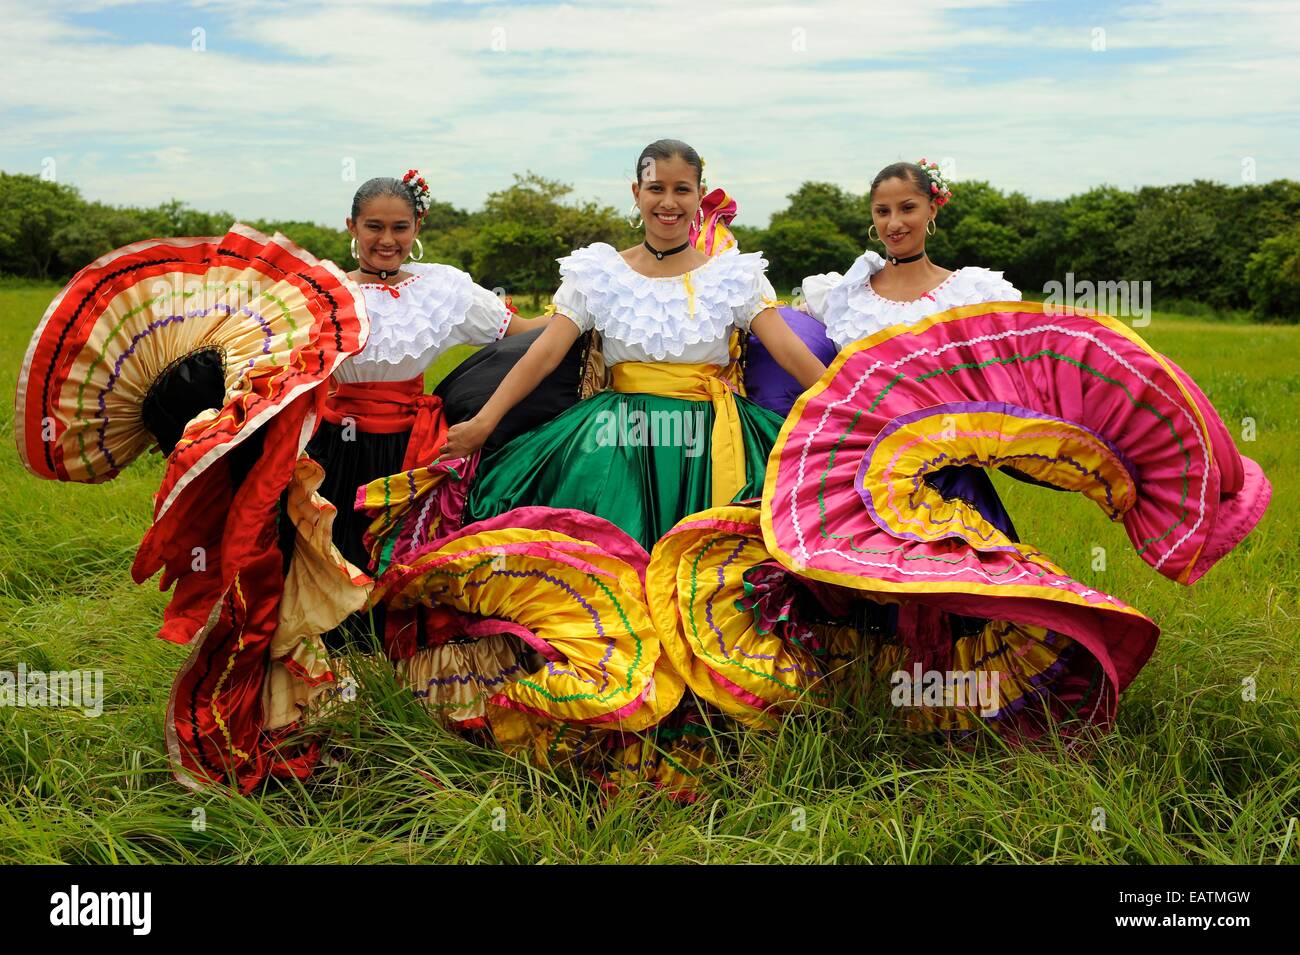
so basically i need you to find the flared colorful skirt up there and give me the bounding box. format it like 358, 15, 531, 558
13, 224, 375, 793
369, 506, 685, 780
761, 300, 1271, 737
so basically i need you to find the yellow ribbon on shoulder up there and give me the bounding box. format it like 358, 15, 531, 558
610, 361, 746, 507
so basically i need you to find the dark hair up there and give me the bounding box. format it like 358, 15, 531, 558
635, 139, 703, 185
350, 177, 419, 221
870, 162, 933, 202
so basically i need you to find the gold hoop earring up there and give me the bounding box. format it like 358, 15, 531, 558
926, 220, 937, 236
627, 201, 643, 230
868, 225, 881, 243
349, 237, 359, 261
410, 237, 425, 262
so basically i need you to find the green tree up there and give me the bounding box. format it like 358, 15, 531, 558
729, 224, 765, 252
772, 182, 871, 247
1245, 224, 1300, 321
0, 172, 84, 279
7, 167, 1299, 322
148, 199, 232, 237
52, 202, 156, 274
1014, 198, 1067, 294
1184, 180, 1300, 309
1054, 186, 1139, 283
936, 182, 1038, 283
473, 172, 631, 293
425, 222, 477, 271
472, 219, 567, 295
948, 217, 1023, 275
1115, 185, 1219, 305
419, 198, 468, 235
759, 217, 861, 290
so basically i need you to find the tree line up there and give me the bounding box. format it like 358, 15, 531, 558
2, 170, 1297, 320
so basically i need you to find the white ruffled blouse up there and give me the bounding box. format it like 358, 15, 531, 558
802, 250, 1020, 350
550, 242, 780, 366
334, 262, 512, 383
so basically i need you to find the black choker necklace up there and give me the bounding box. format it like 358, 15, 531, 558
644, 239, 690, 261
887, 251, 926, 266
358, 264, 404, 280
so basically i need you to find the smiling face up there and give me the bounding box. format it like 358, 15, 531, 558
347, 194, 418, 272
632, 153, 701, 247
870, 175, 937, 259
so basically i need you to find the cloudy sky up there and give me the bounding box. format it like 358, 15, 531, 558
1, 0, 1297, 229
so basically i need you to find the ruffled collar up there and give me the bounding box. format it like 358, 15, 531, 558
823, 250, 1017, 348
558, 242, 768, 360
353, 262, 474, 366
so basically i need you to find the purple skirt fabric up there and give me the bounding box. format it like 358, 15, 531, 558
927, 465, 1018, 541
744, 306, 838, 418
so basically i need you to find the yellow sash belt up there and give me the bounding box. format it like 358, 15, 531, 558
610, 361, 746, 507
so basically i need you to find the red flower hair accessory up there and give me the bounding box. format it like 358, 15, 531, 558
917, 157, 953, 207
401, 168, 433, 222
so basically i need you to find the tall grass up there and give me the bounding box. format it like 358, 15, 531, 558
1, 286, 1296, 863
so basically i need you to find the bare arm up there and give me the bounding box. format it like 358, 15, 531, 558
503, 313, 551, 336
749, 307, 827, 390
433, 315, 582, 463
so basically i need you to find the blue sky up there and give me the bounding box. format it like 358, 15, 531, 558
1, 0, 1296, 229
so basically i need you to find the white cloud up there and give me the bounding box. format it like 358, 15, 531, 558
0, 0, 1296, 230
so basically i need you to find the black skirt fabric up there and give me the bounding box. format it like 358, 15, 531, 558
305, 423, 410, 652
435, 327, 588, 455
306, 424, 411, 573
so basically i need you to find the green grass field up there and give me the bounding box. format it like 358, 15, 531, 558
1, 284, 1296, 864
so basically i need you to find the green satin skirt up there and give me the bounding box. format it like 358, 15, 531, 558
465, 390, 784, 551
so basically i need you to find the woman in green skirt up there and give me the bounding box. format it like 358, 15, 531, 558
374, 139, 828, 794
434, 139, 826, 545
